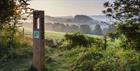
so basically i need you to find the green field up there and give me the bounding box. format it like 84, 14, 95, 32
45, 31, 65, 40
0, 32, 103, 71
1, 31, 139, 71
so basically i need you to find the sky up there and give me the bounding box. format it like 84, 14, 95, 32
29, 0, 111, 17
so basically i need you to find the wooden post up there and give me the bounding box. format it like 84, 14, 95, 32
32, 10, 45, 71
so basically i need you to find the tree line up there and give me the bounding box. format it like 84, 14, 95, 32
45, 23, 112, 35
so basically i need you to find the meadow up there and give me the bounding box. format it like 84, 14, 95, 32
1, 31, 140, 71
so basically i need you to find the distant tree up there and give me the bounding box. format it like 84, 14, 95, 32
64, 24, 79, 33
80, 25, 92, 34
53, 23, 66, 32
65, 24, 71, 32
74, 15, 93, 23
70, 25, 80, 32
59, 23, 66, 32
102, 28, 108, 35
103, 24, 116, 34
103, 0, 140, 50
45, 23, 54, 31
92, 24, 103, 35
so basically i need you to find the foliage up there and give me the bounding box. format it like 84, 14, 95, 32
117, 23, 140, 50
65, 47, 140, 71
1, 31, 140, 71
63, 32, 104, 49
65, 32, 92, 47
45, 38, 63, 48
0, 45, 32, 71
0, 0, 32, 62
107, 32, 119, 41
0, 0, 32, 27
103, 0, 140, 50
0, 28, 29, 62
103, 0, 140, 22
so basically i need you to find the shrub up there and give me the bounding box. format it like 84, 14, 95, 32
65, 47, 140, 71
63, 32, 104, 50
0, 28, 29, 62
45, 38, 63, 48
64, 32, 92, 47
117, 24, 140, 50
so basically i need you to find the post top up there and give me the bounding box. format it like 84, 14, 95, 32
33, 10, 44, 12
33, 10, 44, 18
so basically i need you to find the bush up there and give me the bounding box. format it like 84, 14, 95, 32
94, 48, 140, 71
117, 24, 140, 50
45, 38, 63, 48
63, 32, 104, 50
65, 47, 140, 71
0, 28, 29, 63
65, 32, 92, 47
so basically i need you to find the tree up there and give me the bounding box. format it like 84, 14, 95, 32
103, 0, 140, 50
92, 24, 103, 35
0, 0, 32, 61
70, 25, 80, 32
0, 0, 32, 27
0, 0, 32, 47
80, 25, 92, 34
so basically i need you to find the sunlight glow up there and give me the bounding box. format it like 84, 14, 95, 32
29, 0, 110, 16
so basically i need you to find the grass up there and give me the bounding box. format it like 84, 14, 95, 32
0, 57, 32, 71
0, 47, 32, 71
45, 31, 65, 40
45, 47, 69, 71
1, 42, 140, 71
24, 30, 102, 39
0, 31, 122, 71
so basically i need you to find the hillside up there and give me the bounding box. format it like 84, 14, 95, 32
23, 15, 114, 35
26, 15, 110, 28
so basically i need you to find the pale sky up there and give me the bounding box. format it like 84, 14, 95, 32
29, 0, 111, 16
